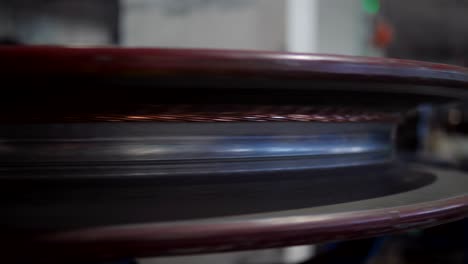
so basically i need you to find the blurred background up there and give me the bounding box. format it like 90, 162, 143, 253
2, 0, 468, 66
2, 0, 468, 263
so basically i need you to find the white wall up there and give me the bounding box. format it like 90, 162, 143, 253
0, 0, 366, 55
316, 0, 365, 55
122, 0, 285, 50
286, 0, 366, 55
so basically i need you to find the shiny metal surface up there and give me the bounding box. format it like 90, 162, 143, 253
0, 122, 393, 177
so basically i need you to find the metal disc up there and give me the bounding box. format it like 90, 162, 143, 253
2, 47, 468, 262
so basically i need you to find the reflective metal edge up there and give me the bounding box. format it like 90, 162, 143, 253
0, 122, 394, 177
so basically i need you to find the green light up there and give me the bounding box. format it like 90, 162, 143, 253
362, 0, 380, 14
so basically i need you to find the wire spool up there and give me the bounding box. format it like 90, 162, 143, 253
1, 47, 468, 262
